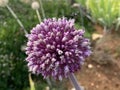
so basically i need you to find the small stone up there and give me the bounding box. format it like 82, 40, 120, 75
97, 74, 101, 77
92, 33, 103, 40
91, 83, 94, 86
96, 85, 99, 88
97, 65, 100, 68
71, 88, 75, 90
88, 64, 93, 69
71, 86, 84, 90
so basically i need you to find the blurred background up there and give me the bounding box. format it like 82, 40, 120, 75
0, 0, 120, 90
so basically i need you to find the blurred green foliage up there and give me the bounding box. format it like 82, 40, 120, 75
0, 0, 92, 90
0, 0, 43, 90
76, 0, 87, 6
86, 0, 120, 30
43, 0, 71, 18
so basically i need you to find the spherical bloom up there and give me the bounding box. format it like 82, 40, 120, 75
0, 0, 9, 7
31, 1, 40, 10
26, 18, 91, 80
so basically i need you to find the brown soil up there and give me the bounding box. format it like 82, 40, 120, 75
67, 31, 120, 90
67, 57, 120, 90
76, 58, 120, 90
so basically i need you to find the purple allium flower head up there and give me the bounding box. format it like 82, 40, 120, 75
26, 18, 91, 80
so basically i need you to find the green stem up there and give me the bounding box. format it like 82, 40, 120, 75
29, 74, 35, 90
69, 73, 84, 90
46, 77, 52, 88
36, 9, 42, 23
39, 0, 45, 18
6, 5, 28, 35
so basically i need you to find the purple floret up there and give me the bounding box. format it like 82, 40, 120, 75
25, 18, 91, 80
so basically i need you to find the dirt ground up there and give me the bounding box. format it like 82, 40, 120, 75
67, 57, 120, 90
67, 56, 120, 90
67, 32, 120, 90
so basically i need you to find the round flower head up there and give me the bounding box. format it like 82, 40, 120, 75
31, 1, 40, 10
0, 0, 9, 7
26, 18, 91, 80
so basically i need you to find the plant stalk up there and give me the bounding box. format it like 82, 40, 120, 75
29, 74, 35, 90
69, 73, 84, 90
6, 5, 28, 35
36, 9, 42, 23
39, 0, 45, 18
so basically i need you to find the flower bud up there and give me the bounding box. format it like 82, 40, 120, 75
31, 1, 40, 10
0, 0, 9, 7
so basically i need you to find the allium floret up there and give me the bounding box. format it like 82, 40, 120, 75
26, 17, 91, 80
